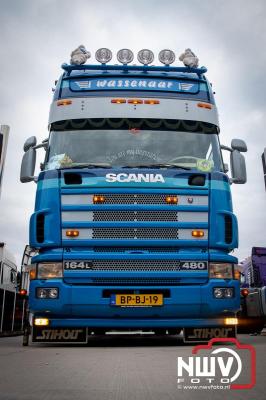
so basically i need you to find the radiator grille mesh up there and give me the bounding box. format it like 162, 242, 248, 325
93, 210, 178, 222
92, 227, 179, 240
92, 260, 183, 271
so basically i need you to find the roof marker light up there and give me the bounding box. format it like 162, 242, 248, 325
197, 102, 212, 110
111, 99, 126, 104
137, 49, 154, 65
95, 48, 112, 64
117, 49, 134, 65
57, 99, 72, 106
158, 49, 175, 65
144, 99, 160, 105
128, 99, 143, 104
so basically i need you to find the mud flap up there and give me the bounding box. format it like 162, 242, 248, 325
183, 326, 236, 343
32, 327, 88, 343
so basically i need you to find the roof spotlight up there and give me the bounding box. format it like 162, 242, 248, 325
95, 48, 112, 64
137, 49, 154, 65
158, 49, 175, 65
117, 49, 134, 65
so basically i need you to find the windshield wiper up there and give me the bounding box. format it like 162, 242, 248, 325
60, 162, 112, 169
121, 163, 191, 170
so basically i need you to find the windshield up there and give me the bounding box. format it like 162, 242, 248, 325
46, 119, 223, 171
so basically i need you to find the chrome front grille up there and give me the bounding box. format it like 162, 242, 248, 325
92, 227, 179, 240
93, 210, 178, 222
92, 260, 184, 271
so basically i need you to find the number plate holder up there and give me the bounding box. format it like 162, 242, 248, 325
110, 294, 163, 307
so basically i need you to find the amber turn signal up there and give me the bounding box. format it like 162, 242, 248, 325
93, 195, 106, 204
165, 196, 178, 204
192, 230, 204, 237
66, 230, 79, 237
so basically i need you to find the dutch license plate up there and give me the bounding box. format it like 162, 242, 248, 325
110, 294, 163, 307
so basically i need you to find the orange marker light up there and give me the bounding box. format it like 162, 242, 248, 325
241, 288, 249, 297
197, 102, 212, 110
66, 230, 79, 237
30, 269, 36, 280
165, 196, 178, 204
128, 99, 143, 104
234, 269, 241, 280
192, 230, 204, 237
111, 99, 126, 104
57, 99, 72, 106
144, 99, 160, 105
19, 289, 27, 296
93, 195, 106, 204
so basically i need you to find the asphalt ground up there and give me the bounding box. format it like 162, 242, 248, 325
0, 332, 265, 400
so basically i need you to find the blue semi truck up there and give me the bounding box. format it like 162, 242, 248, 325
20, 48, 247, 344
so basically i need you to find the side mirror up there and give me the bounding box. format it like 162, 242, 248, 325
231, 139, 247, 153
23, 136, 37, 152
20, 147, 36, 182
230, 150, 247, 184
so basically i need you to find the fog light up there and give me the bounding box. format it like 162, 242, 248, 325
95, 48, 112, 64
225, 317, 238, 325
158, 49, 175, 65
117, 49, 134, 65
224, 288, 234, 298
49, 288, 59, 299
34, 318, 49, 326
36, 288, 59, 299
37, 288, 49, 299
137, 49, 154, 65
214, 288, 224, 299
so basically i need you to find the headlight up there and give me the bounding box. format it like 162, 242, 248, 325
36, 287, 59, 299
209, 263, 233, 279
37, 263, 63, 279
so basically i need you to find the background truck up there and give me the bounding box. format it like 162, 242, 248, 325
238, 247, 266, 334
0, 125, 9, 197
0, 243, 27, 335
20, 47, 247, 344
